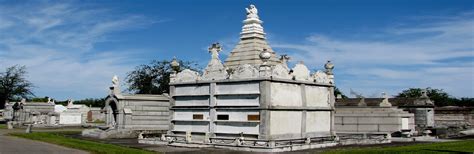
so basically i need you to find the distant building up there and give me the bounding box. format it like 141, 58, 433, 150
82, 76, 170, 139
336, 92, 435, 134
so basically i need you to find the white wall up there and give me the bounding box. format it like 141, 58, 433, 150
216, 82, 259, 94
270, 83, 302, 106
306, 111, 331, 133
305, 86, 330, 107
269, 111, 302, 135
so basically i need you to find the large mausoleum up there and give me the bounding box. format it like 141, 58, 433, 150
140, 5, 339, 152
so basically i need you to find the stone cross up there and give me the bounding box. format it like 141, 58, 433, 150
208, 43, 222, 59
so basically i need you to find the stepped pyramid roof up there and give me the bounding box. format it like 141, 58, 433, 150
224, 4, 281, 69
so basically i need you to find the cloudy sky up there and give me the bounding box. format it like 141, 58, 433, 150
0, 0, 472, 100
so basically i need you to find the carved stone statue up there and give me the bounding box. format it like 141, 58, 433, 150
245, 4, 259, 19
112, 75, 119, 87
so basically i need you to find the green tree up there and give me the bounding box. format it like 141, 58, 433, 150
125, 59, 199, 94
0, 65, 34, 109
72, 98, 106, 107
396, 87, 458, 106
30, 97, 49, 102
334, 87, 348, 99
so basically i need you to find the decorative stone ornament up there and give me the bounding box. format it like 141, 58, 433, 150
230, 64, 258, 79
312, 70, 330, 84
171, 57, 180, 72
324, 60, 334, 75
379, 92, 392, 107
245, 4, 259, 19
271, 64, 291, 79
111, 75, 121, 94
202, 43, 228, 80
280, 55, 290, 70
414, 89, 434, 106
259, 48, 272, 65
358, 97, 367, 107
176, 69, 200, 82
291, 62, 310, 81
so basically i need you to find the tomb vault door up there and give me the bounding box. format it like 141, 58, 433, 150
105, 99, 119, 128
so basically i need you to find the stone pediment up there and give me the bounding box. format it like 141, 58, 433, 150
230, 64, 258, 79
271, 64, 291, 79
291, 63, 310, 81
176, 69, 200, 82
202, 59, 228, 81
312, 70, 330, 84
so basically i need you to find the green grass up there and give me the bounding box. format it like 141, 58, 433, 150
11, 132, 154, 154
0, 124, 6, 129
322, 140, 474, 154
10, 131, 474, 154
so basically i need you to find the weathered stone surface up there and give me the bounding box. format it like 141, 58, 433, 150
230, 64, 258, 79
271, 64, 291, 79
291, 63, 310, 81
312, 71, 330, 84
176, 69, 200, 82
202, 43, 228, 80
335, 107, 415, 133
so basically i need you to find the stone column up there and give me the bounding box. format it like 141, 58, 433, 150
209, 83, 217, 136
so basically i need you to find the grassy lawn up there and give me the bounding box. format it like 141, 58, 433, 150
11, 131, 154, 154
9, 131, 474, 154
0, 124, 6, 129
323, 140, 474, 154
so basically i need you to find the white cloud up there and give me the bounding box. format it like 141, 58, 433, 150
0, 1, 154, 100
272, 12, 474, 97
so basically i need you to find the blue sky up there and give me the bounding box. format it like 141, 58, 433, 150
0, 0, 473, 100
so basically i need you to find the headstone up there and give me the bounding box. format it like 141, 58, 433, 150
25, 124, 32, 133
87, 110, 93, 122
59, 112, 82, 125
7, 121, 13, 129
